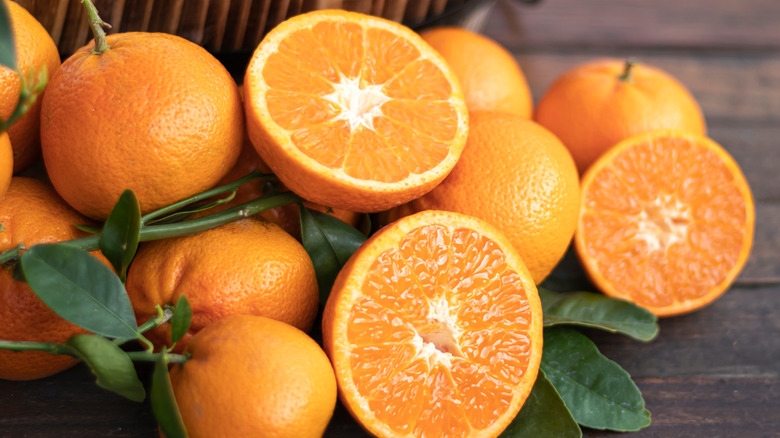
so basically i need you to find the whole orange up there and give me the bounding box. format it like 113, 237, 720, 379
411, 110, 580, 284
40, 32, 243, 220
217, 138, 362, 239
420, 26, 533, 118
169, 315, 337, 438
534, 58, 706, 174
0, 1, 61, 173
0, 132, 11, 199
125, 217, 319, 351
0, 177, 99, 380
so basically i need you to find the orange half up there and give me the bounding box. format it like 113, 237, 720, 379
244, 10, 469, 213
323, 210, 543, 438
576, 130, 755, 317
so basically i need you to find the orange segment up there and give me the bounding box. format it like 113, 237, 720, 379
244, 10, 468, 213
323, 210, 543, 438
576, 130, 754, 317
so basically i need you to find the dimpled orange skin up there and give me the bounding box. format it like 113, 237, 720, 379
125, 217, 319, 352
0, 133, 11, 199
0, 1, 61, 173
0, 177, 102, 380
534, 58, 706, 175
420, 27, 533, 118
169, 315, 337, 438
40, 32, 243, 220
412, 111, 580, 284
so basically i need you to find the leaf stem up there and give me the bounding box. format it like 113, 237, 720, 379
81, 0, 111, 55
0, 190, 301, 265
618, 58, 638, 82
126, 351, 190, 364
140, 170, 274, 224
0, 340, 73, 355
137, 305, 174, 334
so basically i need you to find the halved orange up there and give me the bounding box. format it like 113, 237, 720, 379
576, 130, 755, 317
322, 210, 543, 437
244, 10, 469, 213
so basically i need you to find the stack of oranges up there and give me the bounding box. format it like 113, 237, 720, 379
0, 1, 754, 437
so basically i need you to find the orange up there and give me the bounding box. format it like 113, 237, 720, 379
0, 133, 11, 199
170, 315, 337, 438
244, 10, 469, 213
534, 58, 706, 174
575, 130, 754, 317
217, 138, 361, 239
322, 210, 543, 438
40, 32, 243, 220
0, 177, 99, 380
0, 1, 61, 173
420, 27, 532, 118
126, 216, 318, 351
411, 111, 580, 284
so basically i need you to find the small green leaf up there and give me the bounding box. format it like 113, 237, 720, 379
357, 213, 372, 236
0, 1, 17, 71
145, 191, 237, 225
170, 295, 192, 344
65, 334, 145, 402
20, 244, 140, 339
74, 223, 102, 234
541, 327, 651, 431
299, 206, 366, 304
500, 369, 581, 438
539, 288, 658, 341
100, 190, 142, 282
151, 354, 189, 438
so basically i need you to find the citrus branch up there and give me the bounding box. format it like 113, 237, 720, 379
0, 340, 73, 355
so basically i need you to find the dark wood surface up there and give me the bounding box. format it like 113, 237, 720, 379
2, 0, 779, 436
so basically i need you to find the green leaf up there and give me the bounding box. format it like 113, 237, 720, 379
99, 190, 142, 282
151, 354, 189, 438
0, 1, 16, 71
19, 244, 140, 339
65, 334, 145, 402
170, 295, 192, 344
299, 206, 366, 304
144, 191, 236, 225
74, 223, 102, 234
357, 213, 372, 236
539, 288, 658, 341
499, 369, 581, 438
541, 327, 651, 431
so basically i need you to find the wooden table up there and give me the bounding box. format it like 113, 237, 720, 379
2, 0, 779, 436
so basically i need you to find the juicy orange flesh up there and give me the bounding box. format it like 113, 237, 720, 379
262, 20, 458, 183
346, 224, 533, 437
581, 135, 748, 308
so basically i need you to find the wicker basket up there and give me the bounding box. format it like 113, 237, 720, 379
15, 0, 497, 56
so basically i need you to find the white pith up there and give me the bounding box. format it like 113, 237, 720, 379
632, 193, 693, 252
323, 75, 391, 132
411, 295, 464, 369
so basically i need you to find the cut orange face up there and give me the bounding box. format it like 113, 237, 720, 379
576, 130, 755, 317
322, 210, 543, 438
244, 11, 469, 213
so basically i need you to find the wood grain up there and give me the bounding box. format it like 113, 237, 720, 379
486, 0, 780, 51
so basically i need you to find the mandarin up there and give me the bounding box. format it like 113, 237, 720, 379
534, 58, 706, 174
323, 210, 543, 438
41, 32, 243, 219
411, 111, 580, 284
169, 315, 337, 438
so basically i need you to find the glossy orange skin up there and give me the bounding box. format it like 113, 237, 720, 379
169, 315, 337, 438
0, 177, 101, 380
0, 1, 61, 173
534, 58, 706, 174
420, 27, 533, 118
0, 133, 11, 199
412, 111, 580, 284
125, 217, 319, 352
40, 32, 243, 219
